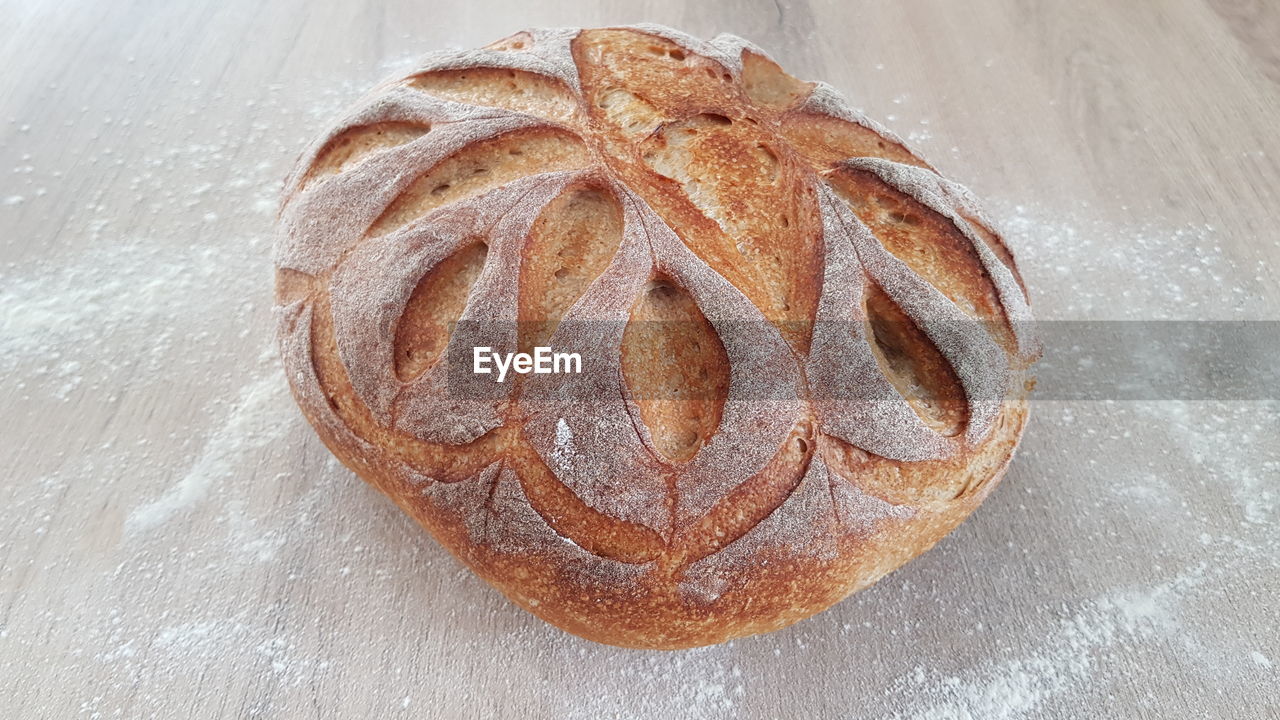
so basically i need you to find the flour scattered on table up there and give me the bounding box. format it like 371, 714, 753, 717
2, 47, 1278, 719
126, 371, 292, 534
882, 563, 1202, 720
996, 202, 1273, 319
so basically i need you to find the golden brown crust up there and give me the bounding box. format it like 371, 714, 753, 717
273, 25, 1039, 649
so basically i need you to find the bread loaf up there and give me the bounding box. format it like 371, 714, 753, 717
274, 24, 1038, 649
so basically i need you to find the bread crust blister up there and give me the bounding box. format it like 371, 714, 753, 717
274, 25, 1038, 649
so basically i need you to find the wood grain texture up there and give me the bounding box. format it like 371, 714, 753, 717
1, 1, 1277, 718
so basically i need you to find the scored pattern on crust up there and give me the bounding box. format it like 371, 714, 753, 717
274, 25, 1037, 587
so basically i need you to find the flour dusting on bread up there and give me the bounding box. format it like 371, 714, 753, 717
274, 24, 1038, 648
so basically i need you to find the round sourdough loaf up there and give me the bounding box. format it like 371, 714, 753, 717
274, 24, 1039, 649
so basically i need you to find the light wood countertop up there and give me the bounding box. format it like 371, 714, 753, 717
1, 1, 1277, 717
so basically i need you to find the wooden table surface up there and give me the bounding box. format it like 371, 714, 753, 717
2, 0, 1277, 717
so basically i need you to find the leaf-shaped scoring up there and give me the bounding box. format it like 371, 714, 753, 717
521, 181, 805, 533
808, 182, 1010, 461
329, 171, 591, 445
840, 157, 1037, 356
276, 90, 554, 275
681, 454, 913, 602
